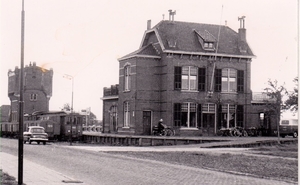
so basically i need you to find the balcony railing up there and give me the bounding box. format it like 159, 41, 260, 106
252, 92, 276, 103
103, 84, 119, 97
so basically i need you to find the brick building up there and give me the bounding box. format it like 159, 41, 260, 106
0, 105, 11, 123
8, 62, 53, 122
102, 14, 277, 136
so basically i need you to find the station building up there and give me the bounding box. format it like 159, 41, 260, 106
102, 14, 277, 136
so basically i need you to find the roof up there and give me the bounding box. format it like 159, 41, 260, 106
28, 126, 45, 129
120, 43, 162, 60
31, 111, 67, 116
119, 20, 255, 60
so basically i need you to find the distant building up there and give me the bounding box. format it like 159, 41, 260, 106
102, 13, 277, 136
0, 105, 11, 122
8, 62, 53, 122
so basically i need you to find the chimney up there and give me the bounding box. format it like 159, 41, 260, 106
147, 20, 151, 30
168, 9, 176, 21
238, 16, 246, 42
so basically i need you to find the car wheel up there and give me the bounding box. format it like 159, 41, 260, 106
43, 142, 46, 145
29, 141, 32, 144
293, 132, 298, 138
280, 134, 285, 138
23, 140, 26, 144
37, 142, 40, 145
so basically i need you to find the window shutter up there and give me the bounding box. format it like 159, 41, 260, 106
198, 68, 206, 91
197, 104, 202, 128
237, 70, 244, 92
174, 67, 182, 90
215, 69, 221, 92
174, 103, 181, 127
236, 105, 244, 127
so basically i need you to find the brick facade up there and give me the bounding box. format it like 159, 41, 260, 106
102, 18, 277, 136
8, 62, 53, 122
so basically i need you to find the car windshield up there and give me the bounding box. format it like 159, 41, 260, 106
31, 128, 45, 133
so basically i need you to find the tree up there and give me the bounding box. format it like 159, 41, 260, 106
284, 77, 298, 112
61, 103, 71, 111
264, 79, 287, 143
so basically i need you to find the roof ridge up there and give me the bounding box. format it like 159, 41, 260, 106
157, 20, 227, 28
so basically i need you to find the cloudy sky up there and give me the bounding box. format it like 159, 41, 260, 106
0, 0, 298, 119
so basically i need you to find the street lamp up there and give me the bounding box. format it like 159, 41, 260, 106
63, 74, 74, 146
18, 0, 25, 184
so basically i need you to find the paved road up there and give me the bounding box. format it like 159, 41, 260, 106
1, 138, 296, 185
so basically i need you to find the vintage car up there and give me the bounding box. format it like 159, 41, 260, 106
23, 126, 48, 145
279, 119, 298, 138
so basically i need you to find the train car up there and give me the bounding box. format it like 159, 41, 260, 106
1, 111, 84, 141
1, 122, 19, 138
61, 113, 84, 141
30, 111, 84, 141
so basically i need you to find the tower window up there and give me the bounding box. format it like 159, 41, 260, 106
30, 94, 38, 101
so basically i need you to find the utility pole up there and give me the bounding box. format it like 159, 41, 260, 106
64, 74, 74, 146
18, 0, 25, 184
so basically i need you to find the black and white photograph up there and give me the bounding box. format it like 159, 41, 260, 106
0, 0, 298, 184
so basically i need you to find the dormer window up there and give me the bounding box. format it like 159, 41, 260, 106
194, 30, 216, 51
204, 42, 214, 49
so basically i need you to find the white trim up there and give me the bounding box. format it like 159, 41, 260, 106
101, 96, 118, 100
163, 49, 256, 59
154, 29, 166, 50
139, 29, 166, 51
119, 54, 161, 61
139, 29, 154, 48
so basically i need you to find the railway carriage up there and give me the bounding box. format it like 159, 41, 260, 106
1, 110, 84, 141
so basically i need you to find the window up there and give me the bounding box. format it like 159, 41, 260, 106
221, 104, 236, 128
30, 93, 37, 101
182, 66, 197, 90
222, 68, 236, 92
124, 65, 131, 91
124, 101, 130, 127
174, 103, 197, 128
202, 103, 216, 113
204, 42, 214, 49
174, 66, 205, 91
215, 69, 244, 93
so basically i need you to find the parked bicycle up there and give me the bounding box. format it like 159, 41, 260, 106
152, 123, 175, 136
217, 127, 248, 137
232, 126, 248, 137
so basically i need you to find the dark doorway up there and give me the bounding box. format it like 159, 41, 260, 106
202, 113, 215, 136
110, 105, 117, 133
143, 111, 152, 135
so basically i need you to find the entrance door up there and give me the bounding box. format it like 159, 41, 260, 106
143, 111, 152, 135
202, 113, 215, 136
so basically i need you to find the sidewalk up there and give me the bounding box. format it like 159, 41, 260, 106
0, 152, 85, 185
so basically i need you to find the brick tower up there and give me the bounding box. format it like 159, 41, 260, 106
8, 62, 53, 122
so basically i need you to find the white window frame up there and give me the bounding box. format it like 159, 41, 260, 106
181, 102, 197, 128
123, 101, 130, 127
124, 65, 131, 91
221, 68, 237, 92
182, 66, 198, 91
